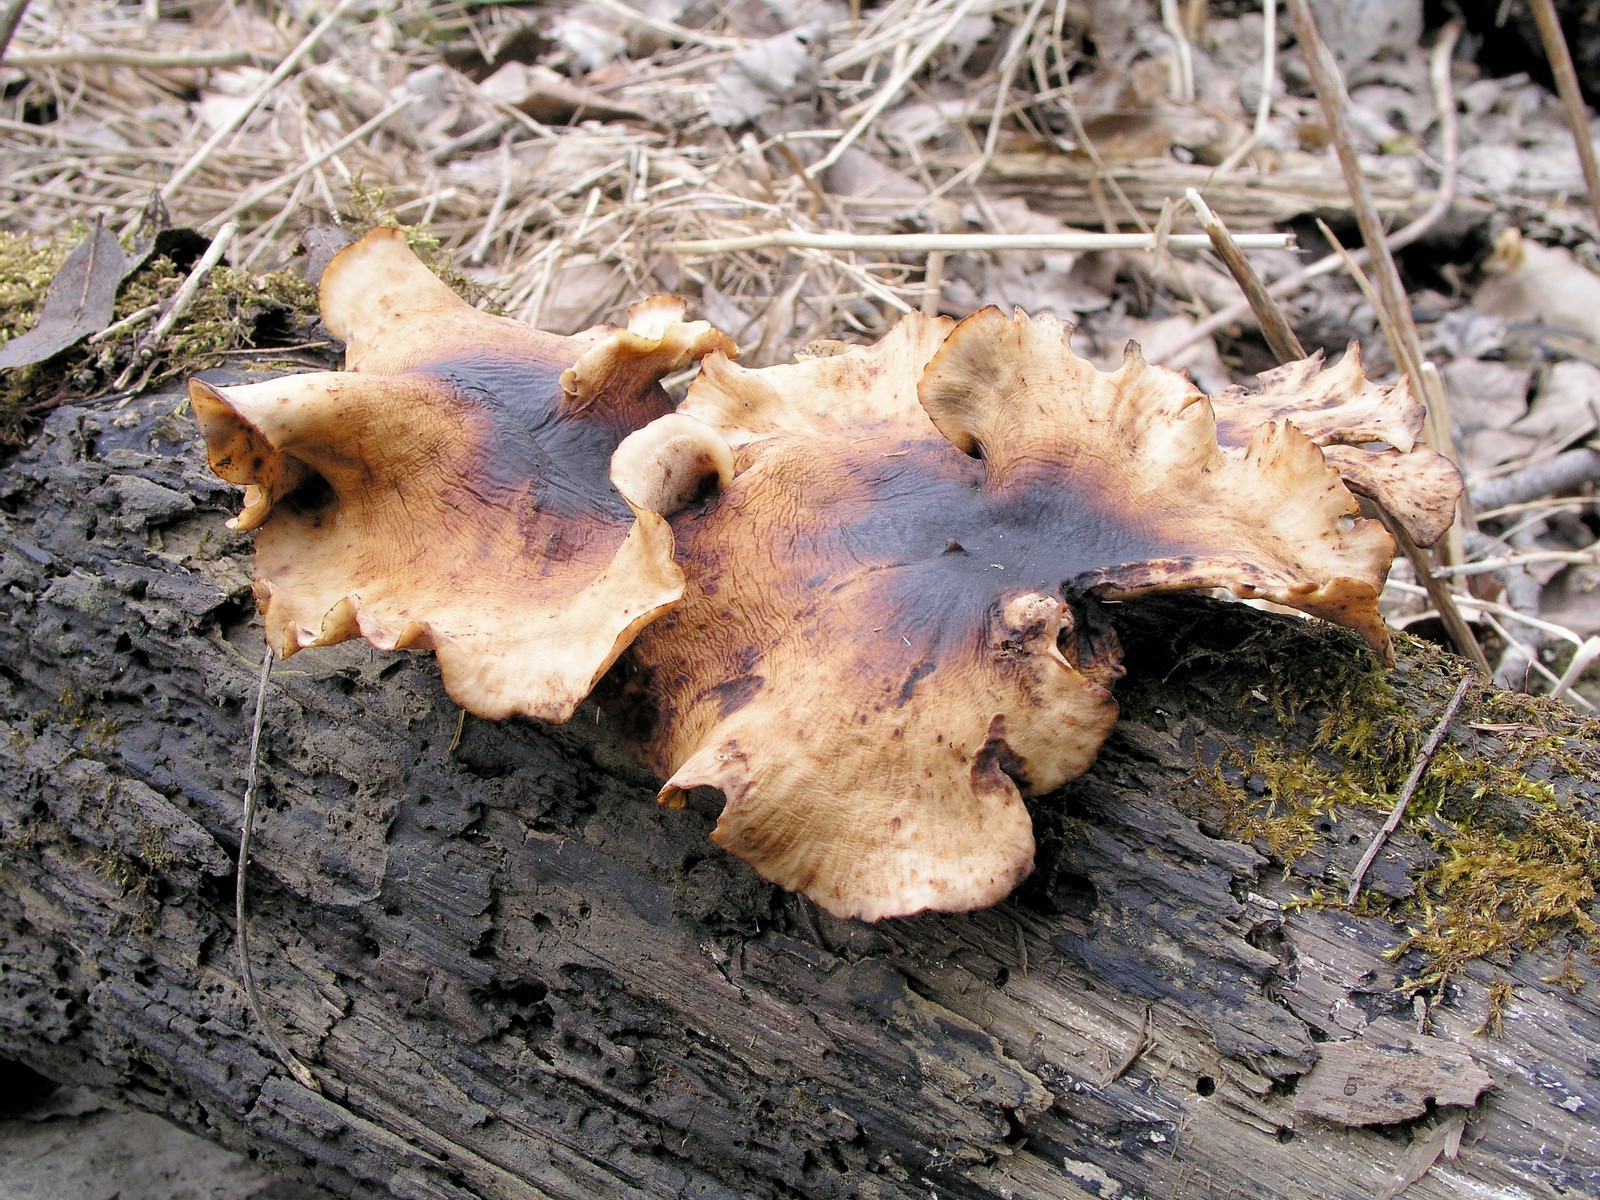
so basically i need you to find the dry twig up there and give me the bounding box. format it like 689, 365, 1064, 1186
1528, 0, 1600, 235
5, 46, 272, 68
114, 220, 238, 394
1288, 0, 1428, 388
236, 644, 321, 1094
1168, 20, 1462, 360
653, 230, 1290, 254
1470, 449, 1600, 513
1346, 674, 1474, 907
1185, 188, 1304, 363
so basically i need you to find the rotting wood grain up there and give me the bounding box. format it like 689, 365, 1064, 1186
0, 376, 1596, 1199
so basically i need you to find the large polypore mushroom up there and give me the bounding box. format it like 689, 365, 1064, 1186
190, 227, 734, 720
194, 254, 1462, 922
612, 308, 1461, 920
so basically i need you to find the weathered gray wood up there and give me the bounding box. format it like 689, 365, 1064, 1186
0, 379, 1597, 1199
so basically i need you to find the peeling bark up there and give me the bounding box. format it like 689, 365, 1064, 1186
0, 378, 1597, 1199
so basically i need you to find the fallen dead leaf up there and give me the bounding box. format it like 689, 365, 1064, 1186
1475, 233, 1600, 352
478, 61, 652, 125
0, 219, 138, 370
1511, 360, 1600, 450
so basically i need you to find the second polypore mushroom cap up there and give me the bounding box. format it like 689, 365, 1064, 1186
190, 227, 735, 722
617, 307, 1461, 920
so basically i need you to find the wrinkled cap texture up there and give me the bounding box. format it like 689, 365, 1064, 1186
190, 227, 734, 722
1210, 347, 1463, 546
619, 307, 1462, 920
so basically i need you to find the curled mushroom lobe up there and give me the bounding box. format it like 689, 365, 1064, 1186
618, 308, 1460, 920
189, 227, 735, 721
194, 250, 1461, 921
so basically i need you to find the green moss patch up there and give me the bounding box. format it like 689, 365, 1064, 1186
1167, 613, 1600, 991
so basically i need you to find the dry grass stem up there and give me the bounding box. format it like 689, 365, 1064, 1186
654, 230, 1290, 254
1253, 0, 1277, 140
807, 0, 986, 180
6, 47, 272, 68
1528, 0, 1600, 235
1186, 187, 1304, 363
1170, 19, 1462, 362
158, 0, 363, 207
1431, 548, 1600, 579
1288, 0, 1428, 387
1385, 580, 1588, 649
1386, 514, 1492, 679
236, 644, 321, 1095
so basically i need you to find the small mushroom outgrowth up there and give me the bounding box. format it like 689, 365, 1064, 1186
1208, 346, 1463, 545
191, 227, 735, 721
617, 306, 1462, 920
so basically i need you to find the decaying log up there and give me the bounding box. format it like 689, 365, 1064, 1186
0, 376, 1597, 1199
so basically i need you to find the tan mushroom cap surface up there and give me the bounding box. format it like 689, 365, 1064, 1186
191, 227, 735, 722
623, 307, 1437, 920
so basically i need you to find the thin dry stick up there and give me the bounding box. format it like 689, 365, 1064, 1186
654, 230, 1290, 254
469, 134, 517, 265
1048, 27, 1153, 236
1288, 0, 1428, 388
1185, 188, 1304, 363
1383, 578, 1593, 652
0, 0, 30, 66
1346, 674, 1473, 906
237, 644, 321, 1093
5, 46, 272, 68
806, 0, 984, 181
211, 95, 414, 229
1419, 359, 1470, 567
1159, 0, 1195, 103
981, 0, 1051, 160
1387, 502, 1491, 678
114, 220, 238, 393
1311, 220, 1487, 675
1193, 191, 1486, 674
1168, 19, 1461, 360
86, 302, 160, 345
158, 0, 360, 205
1432, 547, 1600, 578
1528, 0, 1600, 235
1254, 0, 1277, 140
1471, 448, 1600, 512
